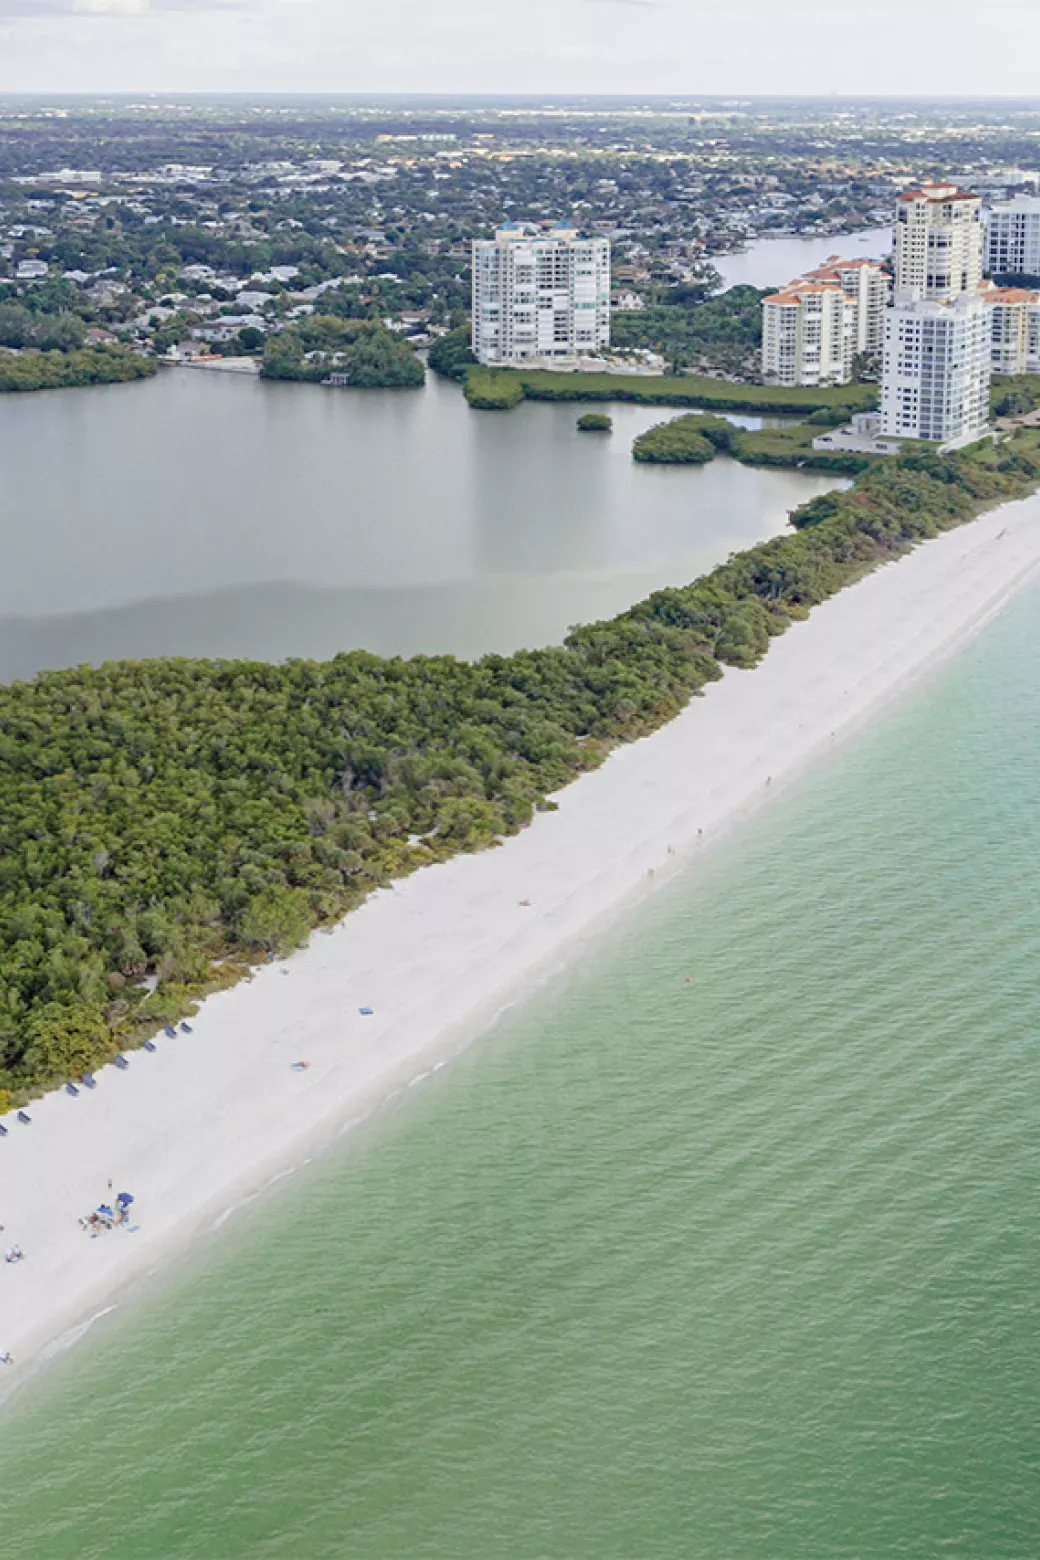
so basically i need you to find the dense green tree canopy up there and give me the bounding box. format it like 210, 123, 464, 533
1, 430, 1038, 1102
0, 344, 155, 393
261, 317, 425, 387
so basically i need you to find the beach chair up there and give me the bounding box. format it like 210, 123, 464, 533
181, 1023, 193, 1033
82, 1074, 96, 1089
0, 1123, 7, 1137
16, 1111, 31, 1125
142, 1039, 157, 1053
113, 1055, 129, 1071
65, 1082, 80, 1097
164, 1025, 177, 1039
359, 1006, 374, 1016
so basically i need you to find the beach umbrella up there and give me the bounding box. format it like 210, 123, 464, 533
116, 1193, 134, 1207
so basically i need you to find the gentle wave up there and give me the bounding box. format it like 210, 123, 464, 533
2, 584, 1039, 1558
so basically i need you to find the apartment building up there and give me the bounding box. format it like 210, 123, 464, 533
801, 255, 891, 353
761, 252, 888, 384
985, 198, 1040, 279
985, 285, 1040, 375
761, 282, 854, 386
893, 183, 985, 301
471, 221, 611, 365
880, 294, 991, 447
874, 180, 994, 449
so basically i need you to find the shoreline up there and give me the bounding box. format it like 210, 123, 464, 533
3, 491, 1040, 1395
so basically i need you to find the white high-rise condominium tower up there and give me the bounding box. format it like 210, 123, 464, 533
881, 181, 991, 448
893, 183, 985, 302
801, 256, 891, 354
985, 198, 1040, 279
761, 282, 854, 387
761, 255, 889, 387
986, 286, 1040, 375
881, 295, 992, 447
471, 222, 611, 365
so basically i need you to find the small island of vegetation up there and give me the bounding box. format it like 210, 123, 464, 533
2, 425, 1039, 1107
633, 414, 721, 463
577, 412, 612, 433
632, 411, 874, 473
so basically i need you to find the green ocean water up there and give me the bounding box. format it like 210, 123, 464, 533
1, 582, 1039, 1558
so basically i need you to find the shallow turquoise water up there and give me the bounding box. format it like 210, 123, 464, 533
1, 583, 1039, 1558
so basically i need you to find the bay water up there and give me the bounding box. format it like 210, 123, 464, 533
0, 369, 836, 679
712, 226, 893, 291
1, 572, 1038, 1556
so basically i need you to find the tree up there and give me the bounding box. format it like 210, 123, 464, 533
237, 890, 312, 954
20, 1001, 110, 1084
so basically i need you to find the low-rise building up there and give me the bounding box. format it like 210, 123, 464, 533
812, 412, 904, 457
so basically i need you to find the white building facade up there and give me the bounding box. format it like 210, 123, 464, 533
802, 256, 891, 354
986, 286, 1040, 375
879, 181, 992, 449
880, 295, 991, 447
762, 254, 889, 385
761, 282, 855, 387
893, 183, 985, 302
985, 198, 1040, 279
471, 222, 611, 365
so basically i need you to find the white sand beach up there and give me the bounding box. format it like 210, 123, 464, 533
3, 493, 1040, 1387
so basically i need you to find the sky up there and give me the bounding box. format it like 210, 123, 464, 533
0, 0, 1038, 97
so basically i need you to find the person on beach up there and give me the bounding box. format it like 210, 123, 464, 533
4, 1245, 24, 1264
0, 1349, 13, 1366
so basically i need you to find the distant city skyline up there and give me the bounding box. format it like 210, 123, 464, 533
0, 0, 1038, 96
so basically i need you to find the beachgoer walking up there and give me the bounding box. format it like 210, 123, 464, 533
0, 1349, 13, 1366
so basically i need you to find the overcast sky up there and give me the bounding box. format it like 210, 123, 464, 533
0, 0, 1038, 97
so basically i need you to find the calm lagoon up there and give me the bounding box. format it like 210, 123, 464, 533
0, 367, 841, 678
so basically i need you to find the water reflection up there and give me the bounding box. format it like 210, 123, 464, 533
0, 370, 845, 678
